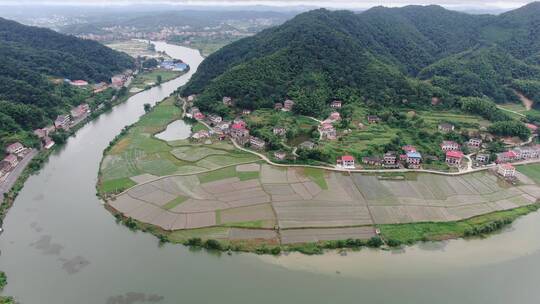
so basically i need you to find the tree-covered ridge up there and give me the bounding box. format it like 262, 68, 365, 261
183, 2, 540, 115
0, 17, 134, 82
0, 18, 135, 149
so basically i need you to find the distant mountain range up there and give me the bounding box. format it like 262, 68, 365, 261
183, 2, 540, 116
0, 17, 134, 148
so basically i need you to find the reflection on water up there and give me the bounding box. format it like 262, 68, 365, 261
258, 210, 540, 279
154, 120, 191, 141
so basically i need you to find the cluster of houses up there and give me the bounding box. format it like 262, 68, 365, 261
54, 103, 91, 131
187, 105, 268, 152
0, 142, 30, 180
359, 145, 422, 169
496, 145, 540, 163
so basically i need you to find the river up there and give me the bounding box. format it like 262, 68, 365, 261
1, 42, 540, 304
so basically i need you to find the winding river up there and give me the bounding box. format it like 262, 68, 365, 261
1, 42, 540, 304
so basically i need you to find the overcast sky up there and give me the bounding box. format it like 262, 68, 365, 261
0, 0, 532, 11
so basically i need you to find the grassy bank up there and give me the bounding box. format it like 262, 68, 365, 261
107, 202, 539, 255
0, 271, 13, 304
378, 204, 540, 244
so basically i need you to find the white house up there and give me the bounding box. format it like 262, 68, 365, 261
497, 163, 516, 178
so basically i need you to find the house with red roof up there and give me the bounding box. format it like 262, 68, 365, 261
337, 155, 355, 169
1, 154, 18, 169
402, 145, 417, 153
445, 150, 464, 166
70, 80, 89, 87
70, 103, 90, 119
329, 112, 341, 121
6, 142, 26, 156
496, 150, 518, 163
526, 123, 538, 133
230, 123, 250, 145
194, 112, 205, 120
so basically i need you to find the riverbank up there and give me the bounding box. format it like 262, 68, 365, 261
0, 66, 187, 229
98, 95, 540, 255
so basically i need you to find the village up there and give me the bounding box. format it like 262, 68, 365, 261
1, 68, 135, 195
183, 95, 540, 182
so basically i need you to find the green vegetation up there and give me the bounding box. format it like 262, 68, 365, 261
131, 70, 181, 90
488, 120, 531, 140
184, 4, 540, 121
0, 271, 6, 290
0, 17, 134, 151
100, 178, 137, 195
163, 196, 188, 210
237, 171, 260, 181
378, 204, 540, 244
303, 168, 328, 189
221, 220, 264, 228
198, 166, 236, 183
517, 164, 540, 183
98, 97, 259, 195
0, 271, 13, 304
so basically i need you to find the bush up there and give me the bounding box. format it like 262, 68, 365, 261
186, 237, 202, 247
386, 239, 402, 247
203, 239, 222, 250
367, 236, 383, 248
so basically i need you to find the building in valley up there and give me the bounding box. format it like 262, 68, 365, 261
273, 127, 286, 136
445, 150, 464, 166
383, 152, 398, 167
54, 115, 72, 130
367, 115, 381, 124
497, 163, 516, 178
406, 151, 422, 169
440, 140, 460, 152
274, 151, 287, 160
249, 136, 266, 150
337, 155, 355, 169
230, 123, 250, 145
468, 138, 482, 149
6, 142, 26, 157
476, 153, 490, 164
330, 100, 342, 109
438, 123, 455, 133
283, 99, 295, 111
70, 103, 90, 119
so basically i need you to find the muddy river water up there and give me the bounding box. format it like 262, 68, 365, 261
1, 42, 540, 304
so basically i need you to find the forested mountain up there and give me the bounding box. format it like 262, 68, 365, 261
183, 2, 540, 116
0, 17, 134, 148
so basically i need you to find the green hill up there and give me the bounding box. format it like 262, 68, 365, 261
183, 3, 540, 115
0, 17, 134, 149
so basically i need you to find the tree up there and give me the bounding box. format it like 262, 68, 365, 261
143, 103, 152, 113
156, 75, 163, 85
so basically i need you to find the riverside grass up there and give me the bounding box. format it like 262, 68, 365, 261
378, 204, 540, 244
